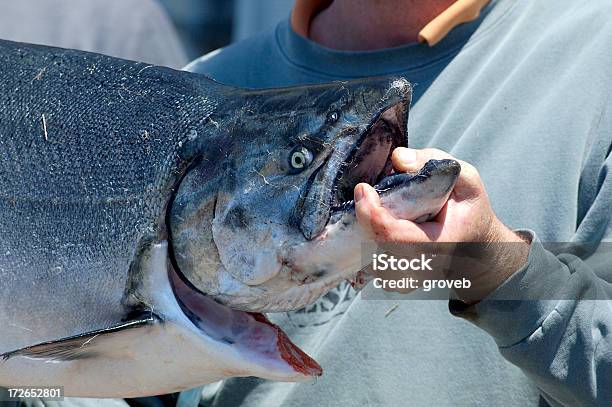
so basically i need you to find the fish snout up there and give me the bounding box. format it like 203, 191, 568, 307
421, 159, 462, 194
385, 77, 412, 105
423, 158, 461, 175
349, 77, 412, 126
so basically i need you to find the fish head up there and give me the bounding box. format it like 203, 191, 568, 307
170, 77, 413, 312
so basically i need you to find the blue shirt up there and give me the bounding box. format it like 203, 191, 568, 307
187, 0, 612, 405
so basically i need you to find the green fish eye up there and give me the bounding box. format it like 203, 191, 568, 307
290, 147, 313, 170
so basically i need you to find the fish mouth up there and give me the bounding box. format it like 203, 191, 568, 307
331, 103, 407, 211
168, 261, 322, 380
299, 94, 410, 240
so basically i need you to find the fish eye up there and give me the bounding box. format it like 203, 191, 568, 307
326, 110, 339, 124
290, 146, 313, 171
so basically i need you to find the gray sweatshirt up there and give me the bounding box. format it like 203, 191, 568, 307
183, 0, 612, 406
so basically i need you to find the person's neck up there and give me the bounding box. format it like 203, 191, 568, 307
310, 0, 456, 51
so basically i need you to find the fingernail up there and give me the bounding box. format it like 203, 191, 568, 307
354, 185, 364, 203
398, 148, 417, 164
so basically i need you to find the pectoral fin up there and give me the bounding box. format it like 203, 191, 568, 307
1, 313, 158, 362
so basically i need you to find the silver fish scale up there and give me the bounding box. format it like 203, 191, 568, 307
0, 40, 223, 353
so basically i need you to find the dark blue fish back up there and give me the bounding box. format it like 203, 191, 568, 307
0, 39, 222, 353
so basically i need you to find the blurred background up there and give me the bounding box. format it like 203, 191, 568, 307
0, 0, 295, 69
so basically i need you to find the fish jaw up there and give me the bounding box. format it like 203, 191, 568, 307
376, 159, 461, 221
0, 243, 320, 398
283, 159, 461, 286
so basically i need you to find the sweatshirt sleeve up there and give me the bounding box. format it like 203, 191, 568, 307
450, 151, 612, 406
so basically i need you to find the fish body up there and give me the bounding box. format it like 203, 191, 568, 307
0, 39, 457, 397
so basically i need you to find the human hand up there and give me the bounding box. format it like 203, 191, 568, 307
354, 147, 531, 301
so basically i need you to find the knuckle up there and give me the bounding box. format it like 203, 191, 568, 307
423, 148, 450, 160
461, 162, 480, 179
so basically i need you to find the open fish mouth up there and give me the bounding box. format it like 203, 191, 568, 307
299, 93, 410, 241
168, 260, 323, 380
330, 103, 407, 212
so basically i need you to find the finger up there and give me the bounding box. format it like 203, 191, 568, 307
392, 147, 453, 173
354, 183, 382, 237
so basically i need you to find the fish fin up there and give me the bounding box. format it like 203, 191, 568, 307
1, 312, 159, 362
